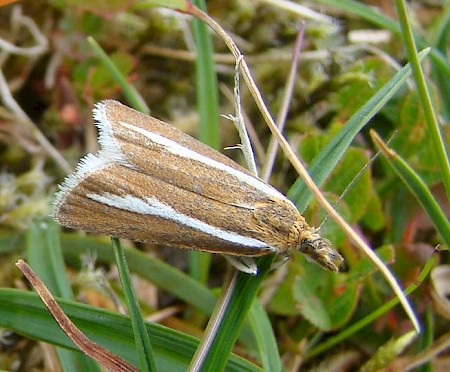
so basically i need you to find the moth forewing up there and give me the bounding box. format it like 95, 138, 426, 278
54, 162, 275, 255
94, 100, 285, 209
53, 100, 343, 274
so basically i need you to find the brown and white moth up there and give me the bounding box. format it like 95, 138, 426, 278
53, 100, 343, 274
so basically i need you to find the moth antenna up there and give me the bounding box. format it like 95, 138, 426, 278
318, 133, 396, 230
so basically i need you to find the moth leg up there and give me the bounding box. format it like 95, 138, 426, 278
271, 252, 290, 271
223, 255, 258, 275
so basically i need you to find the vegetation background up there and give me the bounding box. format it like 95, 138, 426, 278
0, 0, 449, 370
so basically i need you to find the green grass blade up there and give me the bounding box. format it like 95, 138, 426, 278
191, 1, 220, 150
135, 0, 187, 11
288, 49, 429, 211
26, 220, 73, 299
430, 7, 450, 120
192, 255, 274, 370
318, 0, 401, 32
248, 299, 282, 371
416, 309, 434, 372
372, 132, 450, 247
0, 289, 259, 371
111, 238, 157, 371
360, 330, 417, 371
87, 36, 149, 114
26, 220, 100, 371
188, 0, 220, 283
395, 0, 450, 200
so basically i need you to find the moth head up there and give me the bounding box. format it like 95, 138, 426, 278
298, 231, 343, 272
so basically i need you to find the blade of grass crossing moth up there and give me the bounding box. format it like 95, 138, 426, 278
193, 4, 421, 331
190, 0, 220, 283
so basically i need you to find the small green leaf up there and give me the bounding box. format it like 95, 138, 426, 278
270, 265, 302, 316
333, 57, 392, 119
292, 257, 358, 330
360, 193, 386, 232
270, 285, 299, 316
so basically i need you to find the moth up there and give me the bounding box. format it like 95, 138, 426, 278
53, 100, 343, 274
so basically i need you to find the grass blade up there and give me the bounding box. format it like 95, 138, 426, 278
248, 299, 282, 371
87, 36, 149, 114
371, 131, 450, 247
26, 220, 100, 370
111, 238, 157, 371
190, 255, 274, 371
288, 49, 430, 211
394, 0, 450, 200
0, 289, 259, 371
188, 0, 220, 283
